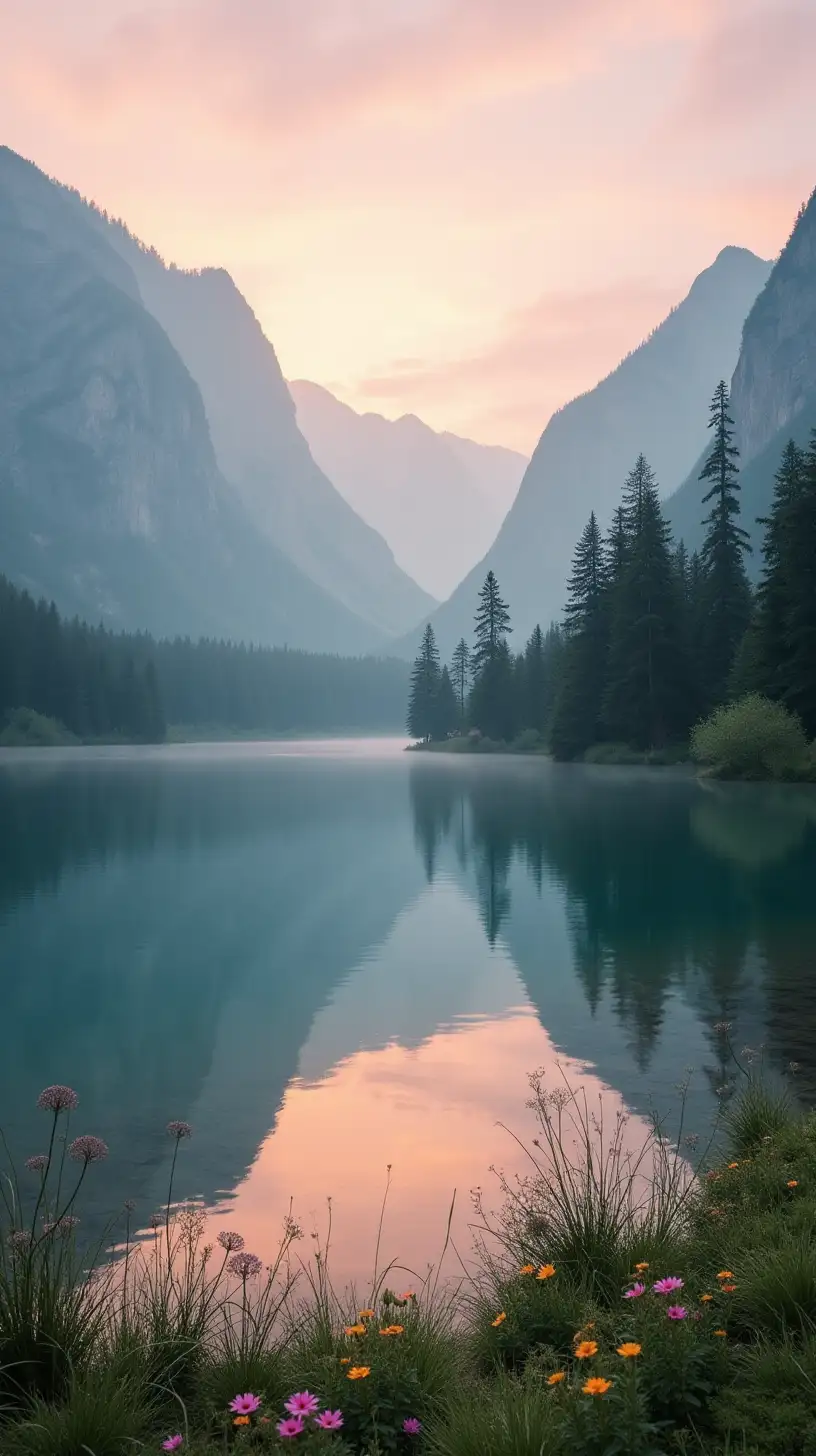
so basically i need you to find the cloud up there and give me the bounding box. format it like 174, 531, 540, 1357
7, 0, 711, 146
347, 277, 680, 450
672, 1, 816, 130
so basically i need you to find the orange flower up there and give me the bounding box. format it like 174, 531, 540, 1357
721, 1284, 737, 1293
358, 1308, 375, 1319
787, 1180, 798, 1189
519, 1264, 535, 1275
617, 1343, 642, 1358
233, 1415, 250, 1426
634, 1261, 649, 1272
379, 1325, 404, 1336
400, 1290, 415, 1300
339, 1358, 350, 1365
537, 1263, 556, 1281
716, 1271, 734, 1281
727, 1161, 740, 1169
700, 1294, 714, 1303
583, 1377, 612, 1396
575, 1340, 598, 1359
492, 1312, 507, 1327
547, 1371, 566, 1385
345, 1323, 367, 1336
347, 1367, 371, 1380
713, 1329, 727, 1337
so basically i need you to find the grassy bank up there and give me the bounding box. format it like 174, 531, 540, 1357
2, 1044, 814, 1454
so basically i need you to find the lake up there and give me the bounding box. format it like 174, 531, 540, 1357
1, 741, 815, 1289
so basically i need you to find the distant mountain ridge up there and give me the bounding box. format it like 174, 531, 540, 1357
289, 380, 525, 600
398, 245, 772, 659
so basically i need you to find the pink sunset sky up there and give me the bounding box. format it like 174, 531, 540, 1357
2, 0, 814, 451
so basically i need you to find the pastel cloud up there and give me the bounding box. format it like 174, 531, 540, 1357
673, 1, 816, 130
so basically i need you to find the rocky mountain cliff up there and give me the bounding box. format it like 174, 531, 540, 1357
98, 234, 435, 636
289, 380, 525, 600
667, 188, 816, 560
0, 148, 385, 652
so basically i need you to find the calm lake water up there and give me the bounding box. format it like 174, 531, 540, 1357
2, 740, 816, 1287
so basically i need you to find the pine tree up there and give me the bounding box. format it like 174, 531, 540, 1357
433, 665, 459, 739
407, 624, 441, 741
697, 380, 753, 707
523, 625, 547, 737
550, 514, 608, 759
621, 454, 657, 540
779, 432, 816, 735
470, 571, 513, 740
603, 460, 690, 749
753, 439, 808, 700
450, 638, 470, 724
606, 506, 629, 587
472, 570, 511, 674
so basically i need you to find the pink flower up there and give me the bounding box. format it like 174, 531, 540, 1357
403, 1418, 422, 1435
69, 1135, 108, 1164
217, 1230, 245, 1253
315, 1410, 344, 1430
276, 1417, 304, 1438
228, 1252, 263, 1280
166, 1121, 193, 1139
284, 1392, 320, 1417
37, 1085, 78, 1113
25, 1155, 49, 1172
161, 1437, 183, 1452
623, 1282, 646, 1299
667, 1305, 688, 1320
229, 1392, 262, 1415
652, 1277, 685, 1295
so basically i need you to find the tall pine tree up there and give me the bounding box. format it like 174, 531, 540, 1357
550, 513, 608, 759
450, 638, 470, 724
469, 571, 514, 740
697, 380, 753, 707
753, 439, 808, 700
407, 624, 441, 741
779, 432, 816, 735
472, 570, 512, 673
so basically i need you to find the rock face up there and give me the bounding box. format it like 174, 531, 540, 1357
0, 147, 429, 649
398, 246, 771, 659
100, 237, 435, 635
289, 380, 525, 600
666, 188, 816, 562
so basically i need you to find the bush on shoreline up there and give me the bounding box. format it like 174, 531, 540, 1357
1, 1043, 814, 1454
690, 694, 816, 782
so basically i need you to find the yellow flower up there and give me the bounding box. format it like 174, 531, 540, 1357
583, 1377, 612, 1396
713, 1329, 727, 1338
634, 1261, 649, 1272
537, 1263, 556, 1281
574, 1340, 598, 1359
700, 1294, 714, 1303
787, 1180, 798, 1188
345, 1323, 367, 1336
358, 1308, 375, 1319
347, 1366, 371, 1380
233, 1415, 250, 1426
716, 1271, 734, 1281
547, 1371, 566, 1385
492, 1312, 507, 1327
519, 1264, 535, 1275
379, 1325, 404, 1336
617, 1343, 642, 1358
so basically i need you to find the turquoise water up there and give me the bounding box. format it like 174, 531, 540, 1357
1, 742, 815, 1283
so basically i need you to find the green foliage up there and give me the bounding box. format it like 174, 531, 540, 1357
2, 1370, 153, 1456
722, 1080, 793, 1157
690, 694, 812, 780
697, 381, 753, 709
407, 624, 442, 740
427, 1372, 562, 1456
0, 708, 77, 747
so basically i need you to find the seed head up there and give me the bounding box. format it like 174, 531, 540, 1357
227, 1252, 263, 1279
25, 1155, 49, 1172
166, 1121, 192, 1140
37, 1085, 78, 1113
69, 1135, 109, 1164
217, 1231, 245, 1252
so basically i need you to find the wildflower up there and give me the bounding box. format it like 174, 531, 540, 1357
284, 1392, 320, 1417
166, 1121, 192, 1139
25, 1154, 49, 1172
547, 1371, 566, 1385
492, 1312, 507, 1327
617, 1343, 642, 1358
652, 1276, 684, 1295
575, 1340, 598, 1359
700, 1294, 714, 1303
227, 1252, 263, 1280
721, 1284, 737, 1293
50, 1215, 80, 1237
234, 1416, 250, 1427
634, 1261, 649, 1272
358, 1308, 375, 1318
339, 1358, 350, 1365
69, 1134, 108, 1164
537, 1263, 556, 1280
345, 1323, 367, 1336
787, 1180, 798, 1189
229, 1393, 262, 1416
624, 1282, 646, 1299
403, 1418, 422, 1435
217, 1231, 245, 1252
347, 1367, 370, 1380
401, 1290, 416, 1300
716, 1271, 734, 1280
161, 1437, 183, 1452
667, 1306, 688, 1320
276, 1417, 304, 1438
7, 1230, 33, 1254
713, 1329, 727, 1337
583, 1377, 612, 1396
379, 1325, 404, 1336
713, 1021, 732, 1035
37, 1085, 78, 1113
315, 1411, 344, 1430
727, 1162, 739, 1170
519, 1263, 535, 1275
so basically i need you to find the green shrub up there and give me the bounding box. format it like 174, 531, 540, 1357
690, 695, 812, 780
3, 1370, 153, 1455
723, 1080, 793, 1158
427, 1371, 563, 1456
727, 1234, 816, 1337
511, 729, 545, 753
0, 708, 77, 747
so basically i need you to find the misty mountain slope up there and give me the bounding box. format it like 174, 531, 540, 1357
667, 189, 816, 558
0, 147, 384, 652
398, 246, 770, 658
289, 380, 526, 599
97, 231, 435, 636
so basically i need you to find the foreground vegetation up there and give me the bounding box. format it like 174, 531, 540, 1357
2, 1043, 815, 1454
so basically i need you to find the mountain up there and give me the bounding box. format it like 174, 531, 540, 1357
289, 380, 525, 599
0, 148, 396, 652
667, 188, 816, 561
398, 246, 771, 658
97, 237, 435, 636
